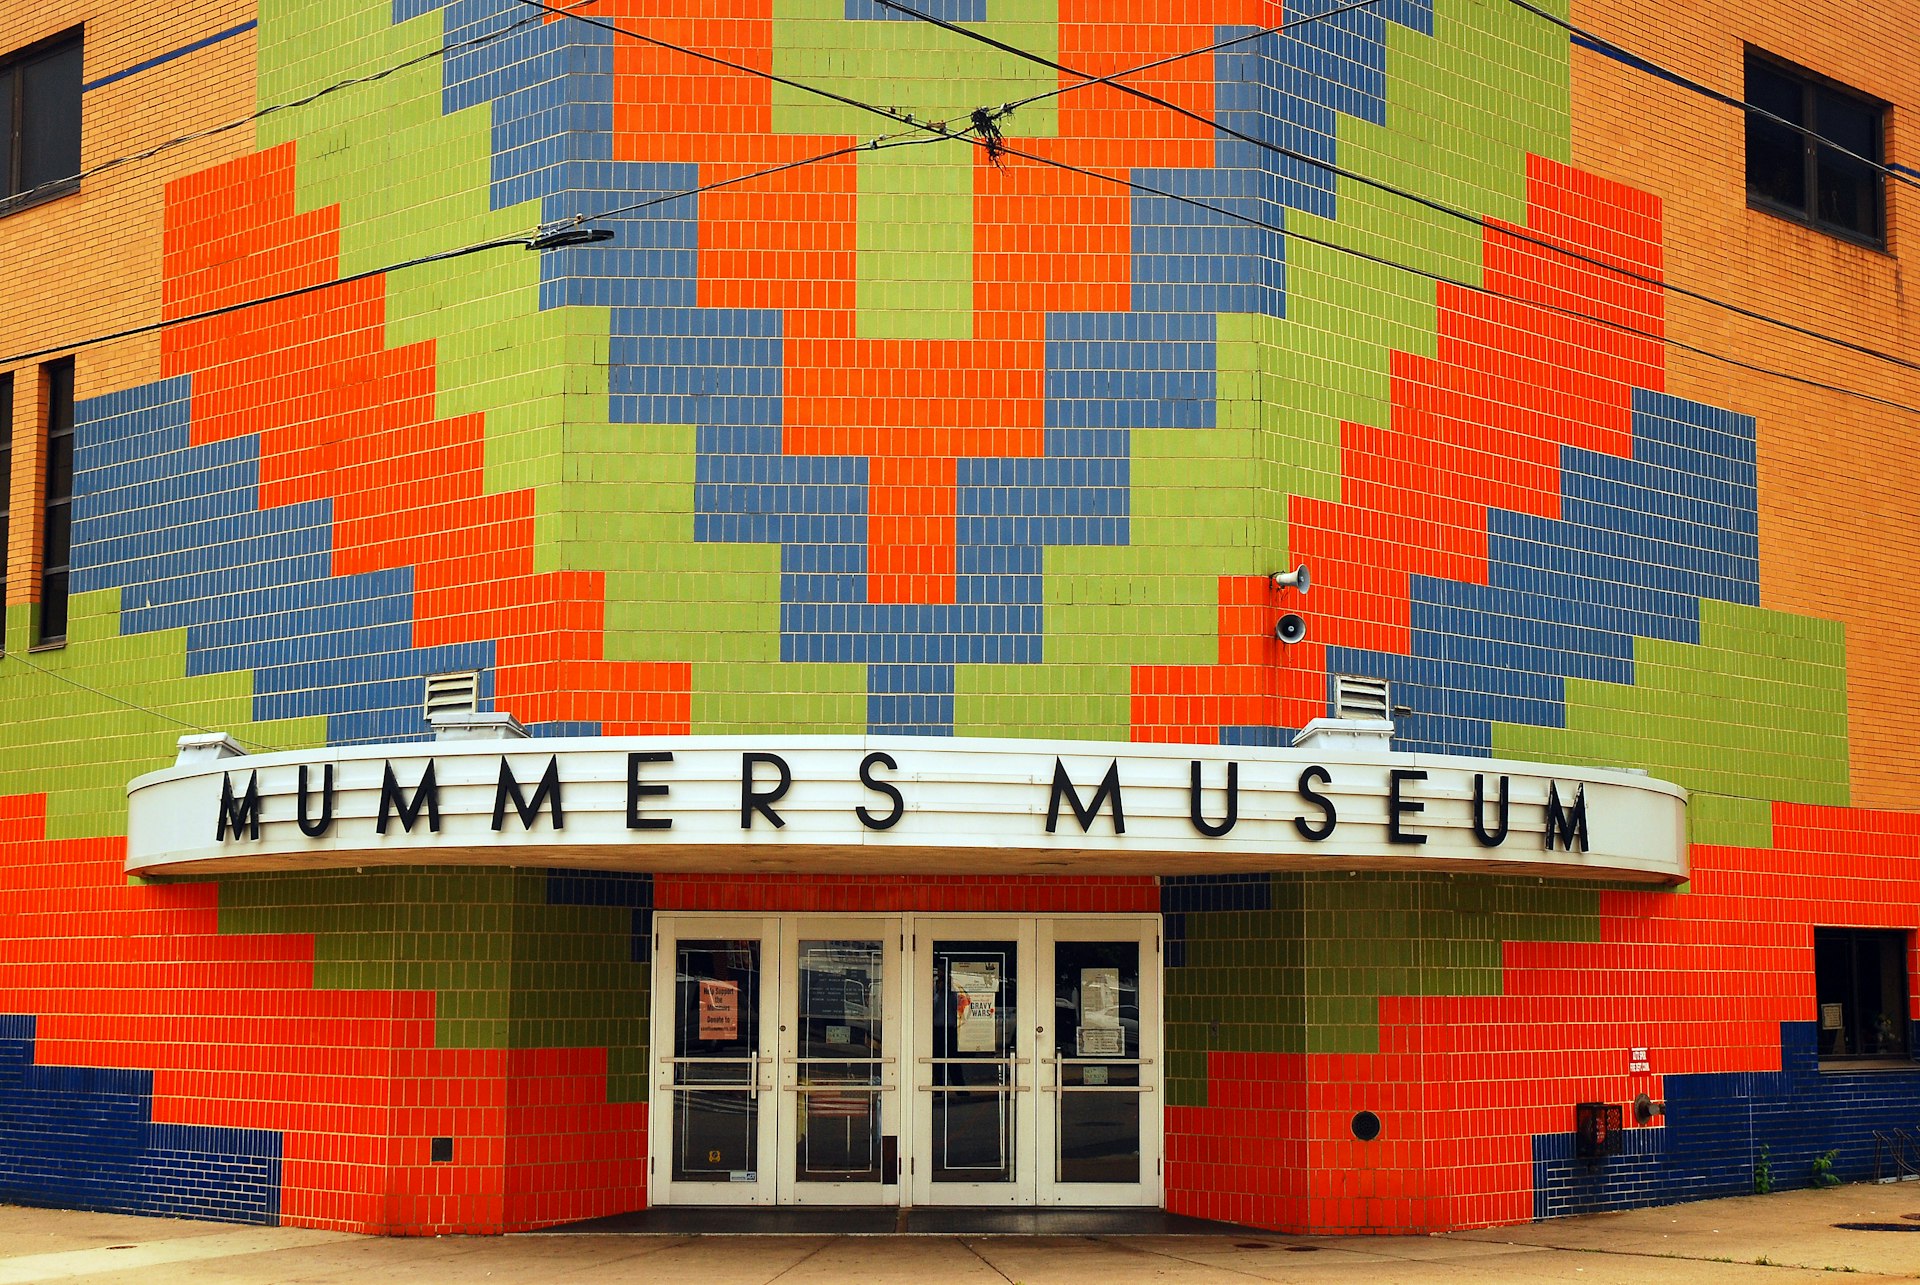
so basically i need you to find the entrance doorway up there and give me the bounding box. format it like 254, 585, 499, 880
647, 914, 1162, 1209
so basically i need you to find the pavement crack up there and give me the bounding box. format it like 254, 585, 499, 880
760, 1238, 834, 1284
1100, 1239, 1285, 1281
958, 1237, 1017, 1282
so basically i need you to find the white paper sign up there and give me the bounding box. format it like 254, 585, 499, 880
1083, 968, 1120, 1027
952, 962, 1000, 1054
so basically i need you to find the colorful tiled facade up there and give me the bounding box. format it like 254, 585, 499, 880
0, 0, 1915, 1236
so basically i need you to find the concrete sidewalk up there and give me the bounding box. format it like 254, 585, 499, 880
2, 1185, 1917, 1283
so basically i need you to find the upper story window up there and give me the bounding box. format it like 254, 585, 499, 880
0, 28, 83, 214
0, 372, 11, 653
1745, 51, 1888, 247
1815, 927, 1911, 1063
36, 358, 73, 647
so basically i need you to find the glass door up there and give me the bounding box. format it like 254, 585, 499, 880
909, 918, 1037, 1206
650, 912, 1161, 1209
776, 919, 902, 1203
1037, 919, 1162, 1206
648, 916, 778, 1205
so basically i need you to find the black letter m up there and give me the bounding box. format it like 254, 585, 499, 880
1544, 782, 1589, 852
1045, 759, 1125, 835
216, 771, 261, 841
377, 761, 441, 834
493, 757, 564, 831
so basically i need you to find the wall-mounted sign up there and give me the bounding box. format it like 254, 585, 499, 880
124, 734, 1687, 881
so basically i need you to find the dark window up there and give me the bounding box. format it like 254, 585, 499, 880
1745, 52, 1887, 246
1814, 928, 1911, 1061
0, 372, 10, 654
37, 358, 72, 646
0, 29, 82, 213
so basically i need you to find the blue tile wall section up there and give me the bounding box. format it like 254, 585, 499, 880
0, 1015, 282, 1224
546, 871, 653, 963
70, 377, 496, 746
869, 663, 956, 736
1532, 1023, 1920, 1219
1327, 388, 1760, 756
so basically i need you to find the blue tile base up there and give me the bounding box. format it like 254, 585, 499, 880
0, 1015, 282, 1224
1534, 1022, 1920, 1219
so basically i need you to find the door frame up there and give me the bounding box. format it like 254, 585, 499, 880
646, 914, 781, 1207
1035, 916, 1164, 1207
907, 916, 1039, 1206
775, 916, 905, 1205
649, 911, 1163, 1209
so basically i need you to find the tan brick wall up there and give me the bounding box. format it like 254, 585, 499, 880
0, 0, 257, 608
1573, 0, 1920, 810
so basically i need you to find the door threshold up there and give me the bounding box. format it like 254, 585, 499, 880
539, 1206, 1243, 1237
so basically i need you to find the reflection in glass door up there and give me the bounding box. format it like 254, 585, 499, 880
650, 917, 777, 1205
778, 922, 901, 1203
911, 919, 1037, 1206
1039, 921, 1161, 1206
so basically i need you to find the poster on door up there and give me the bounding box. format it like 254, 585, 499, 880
698, 978, 740, 1041
952, 962, 1000, 1053
1077, 966, 1124, 1057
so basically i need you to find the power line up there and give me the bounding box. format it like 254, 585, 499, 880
996, 0, 1384, 116
975, 134, 1920, 418
0, 6, 554, 214
552, 132, 958, 229
1, 235, 537, 367
514, 0, 975, 138
1, 127, 955, 368
529, 0, 1920, 411
1, 646, 285, 752
873, 0, 1920, 379
1500, 0, 1919, 194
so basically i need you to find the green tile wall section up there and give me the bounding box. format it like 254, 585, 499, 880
218, 868, 651, 1099
0, 594, 323, 841
1494, 600, 1850, 849
1165, 872, 1602, 1104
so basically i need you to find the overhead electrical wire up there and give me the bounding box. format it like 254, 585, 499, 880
0, 130, 955, 370
1, 235, 545, 367
537, 0, 1389, 233
871, 0, 1920, 379
1499, 0, 1920, 193
981, 135, 1920, 417
532, 0, 1920, 415
0, 647, 287, 751
549, 130, 958, 230
993, 0, 1386, 116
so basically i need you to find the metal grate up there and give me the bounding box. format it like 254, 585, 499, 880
423, 670, 480, 718
1332, 674, 1390, 721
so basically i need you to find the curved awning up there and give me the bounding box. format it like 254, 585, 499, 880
126, 723, 1686, 882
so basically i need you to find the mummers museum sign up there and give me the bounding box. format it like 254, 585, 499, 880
125, 732, 1686, 881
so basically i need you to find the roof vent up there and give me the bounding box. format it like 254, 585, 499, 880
1333, 674, 1390, 722
424, 670, 480, 720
